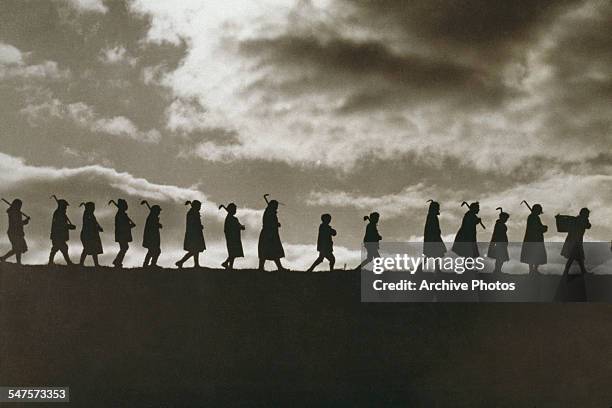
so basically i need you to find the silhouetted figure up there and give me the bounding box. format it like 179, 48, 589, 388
258, 194, 287, 272
220, 203, 245, 270
423, 200, 446, 259
49, 195, 75, 265
355, 212, 382, 270
561, 208, 591, 275
520, 201, 547, 273
110, 199, 136, 268
487, 207, 510, 274
0, 199, 30, 265
306, 213, 336, 272
452, 202, 484, 258
176, 200, 206, 268
141, 200, 162, 268
79, 202, 103, 267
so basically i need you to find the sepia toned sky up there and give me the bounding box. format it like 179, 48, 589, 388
0, 0, 610, 268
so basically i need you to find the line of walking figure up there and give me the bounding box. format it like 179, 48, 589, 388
0, 195, 597, 275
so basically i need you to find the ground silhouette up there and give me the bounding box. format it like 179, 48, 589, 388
2, 263, 612, 407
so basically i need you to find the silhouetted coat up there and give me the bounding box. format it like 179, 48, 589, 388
520, 214, 547, 265
258, 207, 285, 259
143, 213, 161, 250
183, 208, 206, 252
363, 222, 382, 258
7, 207, 27, 253
561, 216, 590, 260
51, 209, 73, 245
224, 214, 244, 258
423, 212, 446, 258
80, 212, 103, 255
114, 210, 134, 243
487, 221, 509, 262
317, 224, 336, 257
452, 211, 480, 257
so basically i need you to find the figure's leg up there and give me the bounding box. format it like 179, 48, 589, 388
563, 258, 573, 275
61, 247, 73, 265
92, 255, 100, 267
355, 255, 373, 271
258, 259, 266, 271
494, 259, 503, 274
143, 251, 151, 267
79, 251, 87, 266
114, 243, 128, 267
49, 247, 58, 265
577, 259, 587, 274
306, 255, 324, 272
328, 254, 335, 271
228, 257, 235, 270
0, 249, 15, 261
151, 249, 160, 266
274, 258, 286, 271
15, 252, 22, 265
221, 257, 230, 269
193, 253, 200, 268
176, 252, 191, 268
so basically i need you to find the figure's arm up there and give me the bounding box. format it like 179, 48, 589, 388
331, 228, 337, 236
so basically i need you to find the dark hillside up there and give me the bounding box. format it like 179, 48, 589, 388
1, 264, 612, 407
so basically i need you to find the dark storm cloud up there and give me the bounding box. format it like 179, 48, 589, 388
532, 1, 612, 146
343, 0, 580, 58
238, 34, 512, 113
233, 0, 585, 115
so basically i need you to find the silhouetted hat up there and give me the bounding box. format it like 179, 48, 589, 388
10, 198, 22, 209
427, 199, 440, 213
496, 207, 509, 219
117, 198, 128, 210
532, 204, 543, 214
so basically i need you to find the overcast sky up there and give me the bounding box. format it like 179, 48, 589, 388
0, 0, 610, 268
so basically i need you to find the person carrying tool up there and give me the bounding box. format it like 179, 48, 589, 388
110, 199, 136, 268
0, 198, 30, 265
520, 201, 548, 274
452, 201, 485, 258
79, 202, 104, 267
220, 202, 245, 270
49, 195, 76, 265
141, 200, 162, 268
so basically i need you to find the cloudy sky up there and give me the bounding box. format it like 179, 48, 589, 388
0, 0, 610, 268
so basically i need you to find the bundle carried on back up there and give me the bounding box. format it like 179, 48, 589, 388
555, 214, 576, 233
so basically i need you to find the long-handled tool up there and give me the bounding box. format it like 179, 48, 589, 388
461, 201, 485, 229
50, 195, 75, 227
263, 193, 285, 206
520, 200, 532, 212
1, 198, 30, 220
109, 199, 135, 226
140, 200, 152, 210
